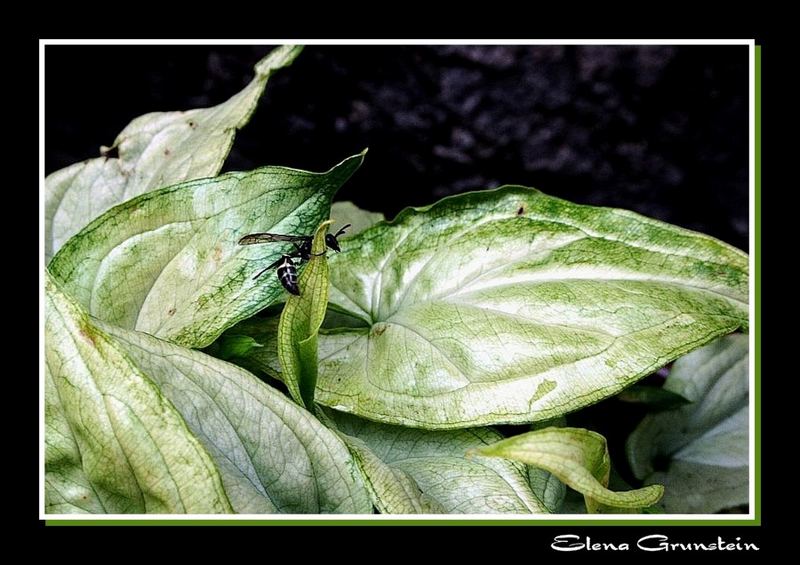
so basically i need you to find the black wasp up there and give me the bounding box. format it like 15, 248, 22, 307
238, 224, 351, 295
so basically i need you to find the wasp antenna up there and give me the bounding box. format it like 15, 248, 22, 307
336, 223, 352, 237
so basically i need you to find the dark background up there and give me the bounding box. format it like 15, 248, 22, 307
45, 44, 749, 251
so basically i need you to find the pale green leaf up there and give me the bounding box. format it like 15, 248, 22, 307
330, 412, 548, 514
645, 462, 748, 514
527, 417, 568, 512
47, 272, 370, 514
527, 467, 566, 513
49, 153, 364, 349
96, 319, 372, 514
45, 273, 232, 514
45, 45, 303, 262
330, 201, 385, 238
278, 220, 332, 408
316, 187, 748, 428
626, 334, 748, 513
472, 427, 663, 511
665, 332, 750, 403
338, 433, 445, 514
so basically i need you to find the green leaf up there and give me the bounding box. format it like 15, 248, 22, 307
526, 417, 568, 513
203, 334, 264, 361
278, 220, 333, 408
527, 467, 566, 513
472, 427, 663, 512
330, 201, 385, 238
644, 462, 747, 515
664, 333, 749, 403
616, 384, 689, 410
96, 321, 372, 514
49, 152, 365, 349
45, 273, 232, 514
331, 412, 548, 514
207, 316, 282, 376
45, 45, 303, 263
337, 434, 445, 514
46, 271, 372, 514
317, 187, 748, 428
626, 334, 748, 513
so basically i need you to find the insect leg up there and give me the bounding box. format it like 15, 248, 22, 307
252, 256, 286, 280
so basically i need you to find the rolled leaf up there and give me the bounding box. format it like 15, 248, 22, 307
472, 427, 663, 512
278, 220, 332, 408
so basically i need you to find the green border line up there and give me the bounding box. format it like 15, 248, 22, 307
753, 44, 761, 524
45, 45, 762, 528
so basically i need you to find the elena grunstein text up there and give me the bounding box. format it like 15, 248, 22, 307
551, 535, 760, 552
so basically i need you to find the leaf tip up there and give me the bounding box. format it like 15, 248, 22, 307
318, 219, 335, 231
649, 483, 666, 502
255, 44, 304, 76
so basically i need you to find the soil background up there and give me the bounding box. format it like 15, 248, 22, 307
45, 44, 749, 251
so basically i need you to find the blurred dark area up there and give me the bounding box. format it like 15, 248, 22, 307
45, 44, 749, 251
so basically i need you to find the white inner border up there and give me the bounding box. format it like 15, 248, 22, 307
39, 38, 757, 522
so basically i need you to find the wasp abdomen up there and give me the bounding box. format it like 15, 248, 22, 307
277, 257, 300, 295
239, 223, 351, 295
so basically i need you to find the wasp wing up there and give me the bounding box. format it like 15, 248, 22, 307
238, 232, 310, 245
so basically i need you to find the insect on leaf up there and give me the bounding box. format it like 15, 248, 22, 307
318, 187, 749, 428
49, 152, 365, 349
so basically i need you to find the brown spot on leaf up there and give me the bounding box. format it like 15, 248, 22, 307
212, 245, 223, 262
164, 148, 171, 156
187, 120, 197, 128
517, 206, 525, 215
371, 323, 387, 337
167, 307, 176, 316
78, 322, 97, 347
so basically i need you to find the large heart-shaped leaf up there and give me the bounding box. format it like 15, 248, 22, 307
45, 273, 232, 514
48, 152, 364, 348
46, 271, 372, 514
330, 412, 548, 514
316, 187, 748, 428
626, 334, 749, 513
45, 45, 303, 262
